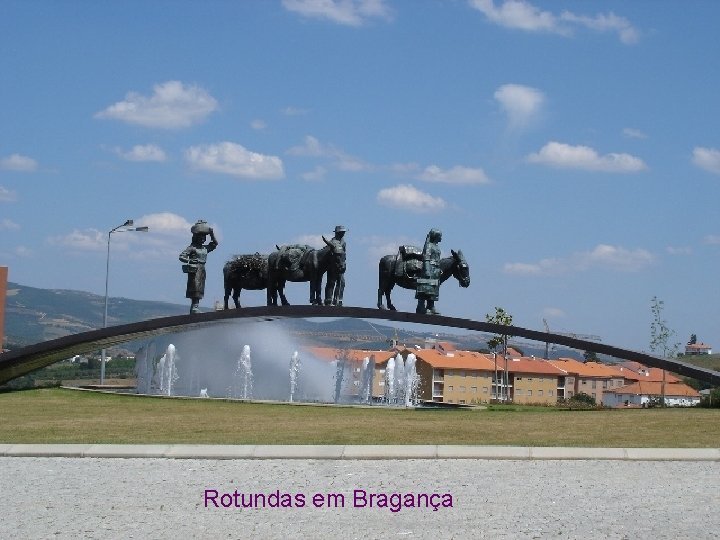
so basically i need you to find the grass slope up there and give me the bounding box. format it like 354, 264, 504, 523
0, 388, 718, 447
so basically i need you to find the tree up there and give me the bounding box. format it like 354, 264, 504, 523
486, 307, 513, 402
649, 296, 680, 359
688, 333, 697, 345
569, 392, 596, 407
583, 350, 598, 363
649, 296, 681, 408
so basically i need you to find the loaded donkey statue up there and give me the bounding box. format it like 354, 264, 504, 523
377, 228, 470, 314
223, 226, 347, 308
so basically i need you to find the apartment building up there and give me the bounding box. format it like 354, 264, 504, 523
548, 358, 626, 404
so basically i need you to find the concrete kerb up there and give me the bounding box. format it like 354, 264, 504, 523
1, 444, 719, 460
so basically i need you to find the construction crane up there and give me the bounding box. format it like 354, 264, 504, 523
543, 319, 602, 359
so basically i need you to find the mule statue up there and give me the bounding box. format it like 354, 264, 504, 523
222, 253, 276, 309
267, 237, 346, 306
377, 246, 470, 312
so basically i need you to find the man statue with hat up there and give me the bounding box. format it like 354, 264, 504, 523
323, 225, 347, 306
179, 220, 218, 313
331, 225, 347, 250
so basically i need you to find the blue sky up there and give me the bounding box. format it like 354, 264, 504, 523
1, 0, 720, 352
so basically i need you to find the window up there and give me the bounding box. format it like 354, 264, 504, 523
482, 387, 488, 394
582, 380, 587, 385
592, 380, 597, 389
549, 389, 553, 396
516, 389, 523, 395
516, 376, 523, 381
447, 385, 453, 391
527, 389, 533, 396
459, 400, 466, 404
379, 381, 385, 387
460, 386, 466, 393
471, 386, 477, 393
538, 390, 543, 396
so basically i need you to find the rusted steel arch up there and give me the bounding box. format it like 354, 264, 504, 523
1, 305, 718, 386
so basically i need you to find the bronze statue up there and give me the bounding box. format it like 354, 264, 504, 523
416, 228, 443, 314
179, 220, 218, 313
268, 234, 346, 306
324, 225, 347, 306
377, 230, 470, 313
222, 252, 270, 309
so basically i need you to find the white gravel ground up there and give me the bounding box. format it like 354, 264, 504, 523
1, 457, 719, 539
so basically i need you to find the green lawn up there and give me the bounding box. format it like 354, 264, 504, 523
0, 388, 718, 447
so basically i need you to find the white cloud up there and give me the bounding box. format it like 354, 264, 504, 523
418, 165, 491, 185
282, 0, 392, 26
0, 186, 17, 202
293, 234, 325, 248
703, 235, 720, 245
1, 153, 38, 172
301, 165, 328, 181
389, 162, 420, 175
469, 0, 639, 44
287, 135, 371, 172
560, 11, 639, 45
527, 141, 647, 172
504, 244, 655, 275
692, 147, 720, 175
360, 234, 420, 262
470, 0, 559, 33
281, 106, 309, 116
116, 144, 167, 162
623, 127, 647, 139
0, 218, 20, 230
666, 246, 692, 255
185, 142, 284, 179
135, 212, 193, 235
48, 229, 105, 251
494, 84, 544, 129
14, 246, 32, 257
377, 184, 447, 213
95, 81, 218, 129
542, 307, 566, 319
46, 213, 209, 258
251, 119, 267, 130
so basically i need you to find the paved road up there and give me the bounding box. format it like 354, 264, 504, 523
2, 457, 719, 539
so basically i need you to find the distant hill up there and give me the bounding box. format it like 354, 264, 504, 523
4, 282, 190, 346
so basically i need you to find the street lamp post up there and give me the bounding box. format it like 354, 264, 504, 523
100, 219, 149, 385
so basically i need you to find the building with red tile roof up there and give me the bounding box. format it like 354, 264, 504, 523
684, 342, 712, 355
603, 381, 700, 408
547, 358, 627, 404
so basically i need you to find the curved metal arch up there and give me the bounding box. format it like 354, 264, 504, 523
1, 305, 718, 386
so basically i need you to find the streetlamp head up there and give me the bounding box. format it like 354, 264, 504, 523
123, 219, 133, 227
135, 226, 149, 232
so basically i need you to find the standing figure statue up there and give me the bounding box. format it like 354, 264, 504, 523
416, 228, 442, 314
179, 220, 218, 314
324, 225, 347, 306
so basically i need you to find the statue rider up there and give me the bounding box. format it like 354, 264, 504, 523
179, 220, 218, 314
416, 228, 442, 315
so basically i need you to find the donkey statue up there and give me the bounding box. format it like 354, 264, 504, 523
267, 237, 346, 306
377, 247, 470, 311
222, 253, 275, 309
